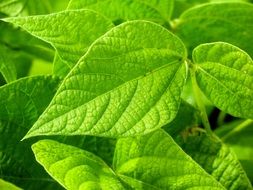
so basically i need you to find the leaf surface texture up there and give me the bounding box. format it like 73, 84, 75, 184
25, 21, 188, 138
32, 140, 125, 190
4, 10, 114, 76
192, 42, 253, 119
114, 130, 225, 189
180, 134, 252, 190
68, 0, 174, 24
175, 2, 253, 57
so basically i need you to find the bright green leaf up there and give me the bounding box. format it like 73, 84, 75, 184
28, 59, 53, 76
67, 0, 174, 24
3, 10, 114, 76
192, 42, 253, 119
24, 21, 188, 139
113, 130, 225, 189
32, 139, 125, 190
0, 44, 17, 83
0, 179, 22, 190
116, 175, 159, 190
175, 2, 253, 57
179, 133, 252, 190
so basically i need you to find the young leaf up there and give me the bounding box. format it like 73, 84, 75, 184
25, 21, 188, 139
175, 2, 253, 57
32, 140, 125, 190
113, 130, 225, 189
179, 133, 252, 190
67, 0, 174, 24
192, 42, 253, 119
3, 10, 114, 76
0, 44, 17, 83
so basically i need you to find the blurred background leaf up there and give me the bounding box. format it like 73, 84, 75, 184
0, 0, 69, 16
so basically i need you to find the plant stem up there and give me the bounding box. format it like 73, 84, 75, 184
217, 111, 226, 126
222, 119, 253, 141
190, 64, 213, 135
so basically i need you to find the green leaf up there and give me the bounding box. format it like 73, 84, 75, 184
179, 133, 252, 189
25, 21, 188, 139
192, 42, 253, 119
0, 179, 22, 190
4, 10, 114, 76
28, 59, 53, 76
0, 20, 55, 63
211, 0, 249, 2
0, 0, 69, 16
163, 99, 200, 136
32, 139, 125, 190
0, 76, 60, 125
175, 2, 253, 57
0, 44, 17, 83
53, 53, 70, 77
113, 130, 225, 189
0, 76, 62, 189
172, 0, 209, 18
172, 0, 249, 19
0, 75, 118, 188
215, 119, 253, 183
67, 0, 174, 24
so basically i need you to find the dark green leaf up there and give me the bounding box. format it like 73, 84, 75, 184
0, 44, 17, 83
0, 76, 62, 189
175, 2, 253, 57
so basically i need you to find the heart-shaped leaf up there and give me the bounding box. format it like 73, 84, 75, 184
24, 21, 188, 139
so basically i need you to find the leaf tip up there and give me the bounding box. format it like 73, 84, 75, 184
1, 17, 14, 23
1, 17, 24, 26
21, 135, 29, 141
22, 130, 36, 141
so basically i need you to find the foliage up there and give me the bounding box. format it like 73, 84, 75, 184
0, 0, 253, 189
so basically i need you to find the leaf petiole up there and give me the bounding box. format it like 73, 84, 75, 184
222, 119, 253, 141
189, 61, 213, 135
